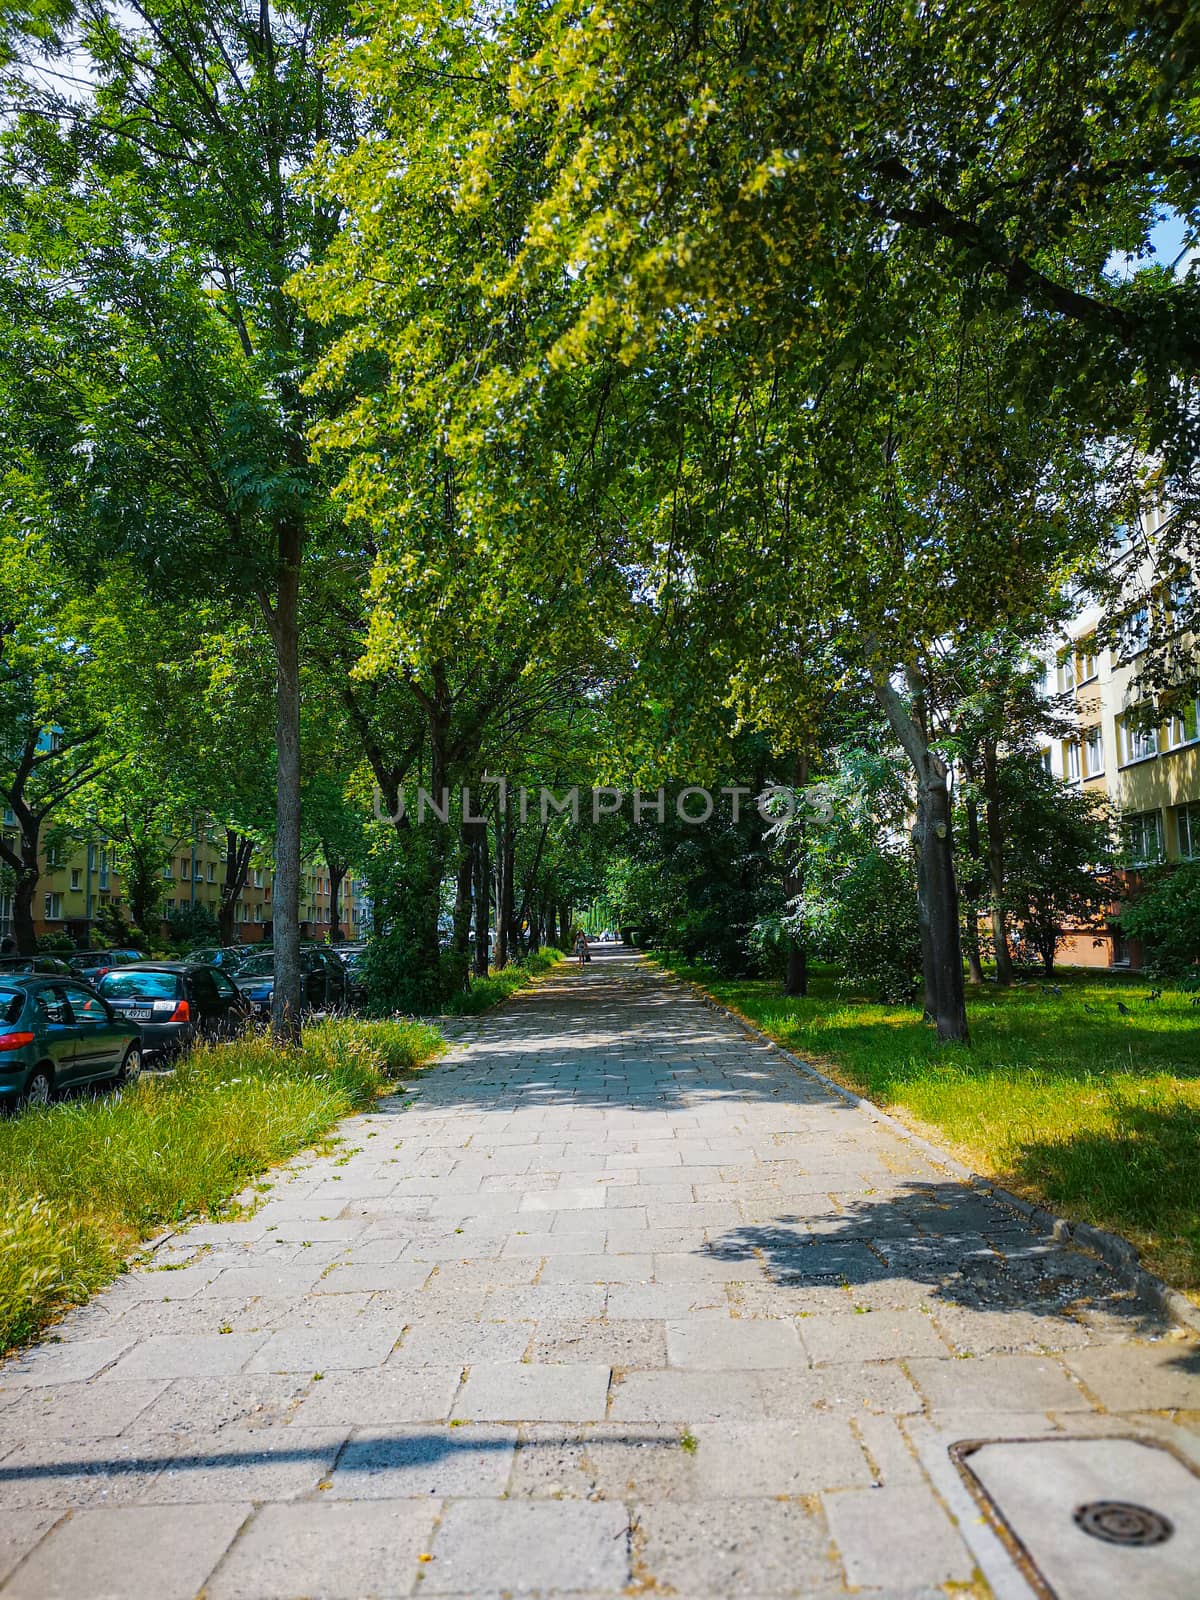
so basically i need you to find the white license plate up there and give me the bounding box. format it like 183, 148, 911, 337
126, 1008, 152, 1021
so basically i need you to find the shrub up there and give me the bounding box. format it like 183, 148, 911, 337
1119, 863, 1200, 977
444, 949, 563, 1015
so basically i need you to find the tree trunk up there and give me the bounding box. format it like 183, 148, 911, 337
498, 808, 516, 965
913, 790, 938, 1018
13, 861, 38, 956
870, 656, 969, 1043
783, 752, 808, 997
963, 792, 985, 985
450, 824, 474, 991
473, 825, 490, 977
218, 829, 254, 946
981, 742, 1013, 984
270, 521, 303, 1045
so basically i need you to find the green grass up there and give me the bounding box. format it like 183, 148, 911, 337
443, 947, 565, 1015
0, 1017, 443, 1352
655, 955, 1200, 1295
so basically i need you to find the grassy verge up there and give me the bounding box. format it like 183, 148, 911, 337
444, 947, 565, 1015
655, 955, 1200, 1295
0, 1017, 443, 1352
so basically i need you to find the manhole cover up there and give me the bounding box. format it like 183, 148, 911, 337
952, 1436, 1200, 1599
1073, 1500, 1173, 1547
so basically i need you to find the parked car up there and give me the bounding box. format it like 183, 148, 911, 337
184, 945, 264, 974
232, 948, 348, 1019
0, 955, 74, 977
98, 961, 252, 1059
0, 975, 141, 1108
334, 944, 369, 1005
68, 948, 142, 984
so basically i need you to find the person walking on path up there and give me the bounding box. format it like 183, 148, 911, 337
574, 929, 590, 966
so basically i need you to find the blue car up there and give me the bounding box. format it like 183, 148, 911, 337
0, 976, 142, 1109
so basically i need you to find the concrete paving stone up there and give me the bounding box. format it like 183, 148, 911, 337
109, 1266, 222, 1301
0, 1512, 61, 1587
203, 1265, 326, 1298
421, 1500, 631, 1594
772, 1363, 924, 1416
204, 1498, 441, 1600
0, 1380, 168, 1440
529, 1319, 667, 1369
508, 1423, 694, 1500
503, 1231, 600, 1257
852, 1412, 926, 1485
330, 1424, 516, 1498
291, 1366, 460, 1426
633, 1500, 840, 1596
426, 1261, 540, 1293
0, 1436, 166, 1508
1, 1339, 133, 1387
907, 1353, 1094, 1413
654, 1253, 765, 1283
392, 1319, 532, 1366
1067, 1339, 1200, 1411
553, 1205, 646, 1232
171, 1222, 269, 1246
824, 1484, 976, 1589
101, 1334, 265, 1382
261, 1218, 369, 1243
122, 1375, 313, 1437
244, 1326, 398, 1374
606, 1283, 729, 1320
541, 1253, 655, 1283
520, 1186, 608, 1211
797, 1309, 950, 1364
733, 1281, 854, 1317
839, 1274, 935, 1311
608, 1370, 767, 1423
0, 1501, 250, 1600
689, 1418, 872, 1495
666, 1313, 805, 1370
482, 1285, 607, 1322
251, 1292, 377, 1330
140, 1426, 345, 1502
929, 1302, 1092, 1355
315, 1261, 433, 1294
454, 1362, 611, 1422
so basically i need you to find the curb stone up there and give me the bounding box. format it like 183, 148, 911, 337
660, 964, 1200, 1340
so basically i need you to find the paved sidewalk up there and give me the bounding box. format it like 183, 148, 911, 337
1, 947, 1198, 1598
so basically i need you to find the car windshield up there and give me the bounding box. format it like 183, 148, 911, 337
0, 987, 24, 1024
236, 954, 276, 978
99, 970, 182, 1000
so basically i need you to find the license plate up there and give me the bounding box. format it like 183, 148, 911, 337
125, 1008, 152, 1021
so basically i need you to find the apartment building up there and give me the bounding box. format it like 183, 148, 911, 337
1041, 503, 1199, 967
1, 816, 372, 947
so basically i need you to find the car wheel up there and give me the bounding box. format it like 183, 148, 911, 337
117, 1045, 142, 1086
21, 1067, 53, 1109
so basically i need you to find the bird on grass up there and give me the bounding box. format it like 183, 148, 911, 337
1116, 1000, 1132, 1016
1145, 989, 1162, 1003
1083, 1003, 1101, 1015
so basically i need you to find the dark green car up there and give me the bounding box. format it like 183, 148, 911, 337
0, 976, 142, 1110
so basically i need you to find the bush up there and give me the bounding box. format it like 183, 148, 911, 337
0, 1017, 443, 1351
35, 931, 76, 955
1119, 863, 1200, 977
165, 901, 220, 947
443, 949, 563, 1015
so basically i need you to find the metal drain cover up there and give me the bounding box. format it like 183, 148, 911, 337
1074, 1499, 1173, 1547
955, 1436, 1200, 1599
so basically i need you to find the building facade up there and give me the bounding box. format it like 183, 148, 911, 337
0, 817, 372, 948
1041, 505, 1199, 967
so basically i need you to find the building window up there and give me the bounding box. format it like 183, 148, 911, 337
1076, 637, 1098, 684
1117, 708, 1158, 766
1082, 726, 1104, 778
1122, 810, 1165, 867
194, 864, 204, 881
1117, 606, 1150, 661
179, 857, 189, 879
1064, 740, 1081, 782
69, 867, 82, 891
166, 899, 176, 912
44, 892, 63, 920
1165, 699, 1199, 751
1040, 748, 1053, 775
1178, 802, 1200, 861
45, 844, 62, 868
254, 869, 263, 889
207, 863, 217, 883
1055, 648, 1076, 694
